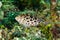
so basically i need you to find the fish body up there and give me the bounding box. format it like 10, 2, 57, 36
15, 14, 40, 27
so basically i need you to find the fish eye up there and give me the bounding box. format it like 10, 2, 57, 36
24, 18, 25, 20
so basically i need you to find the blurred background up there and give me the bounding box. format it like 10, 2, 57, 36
0, 0, 60, 40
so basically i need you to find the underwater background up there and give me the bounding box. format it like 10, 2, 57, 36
0, 0, 60, 40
